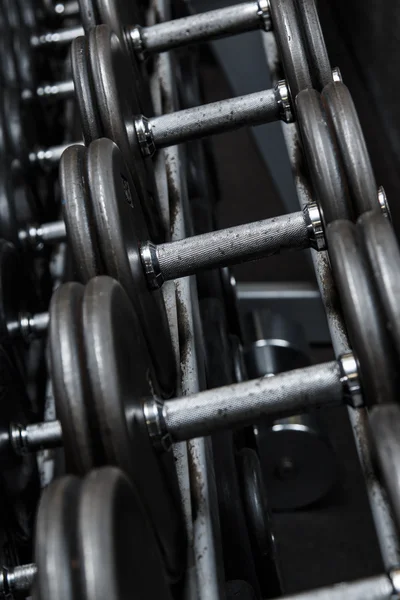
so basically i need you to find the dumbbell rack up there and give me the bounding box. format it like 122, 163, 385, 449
2, 0, 400, 598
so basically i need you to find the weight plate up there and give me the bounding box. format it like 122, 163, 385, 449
296, 88, 352, 223
369, 404, 400, 534
82, 276, 185, 581
0, 240, 27, 349
12, 23, 37, 93
15, 0, 37, 30
0, 159, 19, 245
34, 476, 81, 600
256, 418, 337, 510
236, 447, 283, 595
1, 0, 21, 29
71, 36, 104, 145
322, 81, 379, 216
0, 343, 40, 565
78, 467, 173, 600
2, 88, 43, 217
269, 0, 312, 99
91, 0, 154, 115
295, 0, 332, 90
358, 210, 400, 361
327, 219, 398, 406
78, 0, 101, 30
49, 282, 102, 474
60, 144, 104, 282
0, 23, 19, 87
86, 25, 164, 242
86, 138, 176, 397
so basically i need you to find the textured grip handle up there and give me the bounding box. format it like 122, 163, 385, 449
163, 361, 342, 441
156, 211, 309, 281
149, 89, 280, 148
139, 2, 263, 53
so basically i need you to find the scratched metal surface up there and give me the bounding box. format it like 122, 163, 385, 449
261, 28, 400, 572
150, 1, 225, 597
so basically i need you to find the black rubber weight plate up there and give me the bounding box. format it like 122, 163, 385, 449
94, 0, 154, 114
71, 35, 104, 145
269, 0, 312, 99
0, 159, 19, 245
0, 344, 40, 566
82, 276, 185, 581
87, 26, 164, 242
86, 138, 176, 397
78, 0, 101, 30
34, 476, 82, 600
327, 219, 398, 406
296, 88, 352, 224
295, 0, 332, 90
60, 144, 104, 282
49, 282, 102, 474
369, 404, 400, 535
322, 81, 379, 217
357, 210, 400, 361
78, 468, 173, 600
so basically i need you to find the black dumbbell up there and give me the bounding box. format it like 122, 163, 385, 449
0, 468, 173, 599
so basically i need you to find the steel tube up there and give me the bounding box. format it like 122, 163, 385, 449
24, 421, 63, 452
0, 564, 38, 594
163, 361, 342, 441
138, 2, 264, 53
31, 24, 84, 47
36, 79, 75, 101
149, 88, 280, 148
38, 221, 67, 244
155, 211, 308, 280
30, 141, 83, 167
276, 574, 394, 600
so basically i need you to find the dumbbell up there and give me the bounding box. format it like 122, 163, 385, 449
58, 138, 392, 397
29, 0, 272, 52
0, 275, 358, 590
244, 309, 338, 510
9, 213, 399, 463
3, 230, 396, 590
0, 467, 173, 599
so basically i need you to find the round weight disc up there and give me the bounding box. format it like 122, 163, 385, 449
0, 22, 19, 87
237, 448, 276, 557
269, 0, 312, 100
82, 276, 185, 580
12, 23, 37, 93
0, 344, 41, 566
0, 240, 27, 348
50, 282, 103, 474
255, 421, 337, 510
327, 219, 398, 406
93, 0, 154, 115
34, 476, 82, 600
0, 159, 19, 245
358, 210, 400, 361
296, 0, 332, 90
78, 467, 173, 600
78, 0, 101, 30
86, 138, 176, 397
369, 404, 400, 535
71, 35, 104, 145
87, 25, 164, 242
86, 26, 147, 196
60, 144, 104, 282
296, 88, 352, 223
2, 89, 32, 177
322, 82, 379, 216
